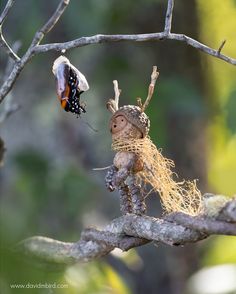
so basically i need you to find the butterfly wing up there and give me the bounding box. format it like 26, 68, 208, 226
52, 56, 89, 114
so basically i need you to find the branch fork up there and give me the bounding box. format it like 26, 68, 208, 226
0, 0, 236, 105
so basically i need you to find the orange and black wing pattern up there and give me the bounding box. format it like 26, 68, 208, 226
52, 56, 89, 115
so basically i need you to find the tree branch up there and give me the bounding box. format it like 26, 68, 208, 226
30, 0, 70, 47
0, 0, 15, 25
1, 0, 236, 104
164, 0, 174, 35
0, 0, 70, 103
0, 31, 20, 61
17, 197, 236, 265
0, 0, 20, 61
33, 33, 236, 67
165, 212, 236, 235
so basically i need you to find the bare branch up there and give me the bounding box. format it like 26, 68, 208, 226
165, 213, 236, 235
2, 40, 21, 81
0, 32, 20, 61
30, 0, 70, 47
164, 0, 174, 35
0, 0, 20, 61
106, 80, 121, 113
33, 33, 236, 66
113, 80, 121, 111
0, 41, 21, 123
18, 236, 114, 264
81, 228, 149, 251
0, 0, 70, 103
1, 0, 236, 105
0, 0, 15, 25
17, 197, 236, 264
141, 66, 159, 112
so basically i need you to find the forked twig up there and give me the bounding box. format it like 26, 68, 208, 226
30, 0, 70, 47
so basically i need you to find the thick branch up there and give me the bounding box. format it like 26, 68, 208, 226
17, 198, 236, 264
165, 213, 236, 235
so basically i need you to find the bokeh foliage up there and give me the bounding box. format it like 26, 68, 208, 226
0, 0, 235, 293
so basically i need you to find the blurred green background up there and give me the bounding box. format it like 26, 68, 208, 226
0, 0, 236, 293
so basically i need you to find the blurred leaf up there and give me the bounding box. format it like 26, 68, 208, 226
203, 236, 236, 266
64, 262, 130, 294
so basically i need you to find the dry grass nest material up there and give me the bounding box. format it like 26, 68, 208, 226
112, 137, 203, 216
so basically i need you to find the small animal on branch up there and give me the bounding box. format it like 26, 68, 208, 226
105, 66, 203, 216
52, 56, 89, 116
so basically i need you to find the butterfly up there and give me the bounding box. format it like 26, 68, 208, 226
52, 56, 89, 116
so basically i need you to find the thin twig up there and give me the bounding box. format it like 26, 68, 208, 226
0, 32, 20, 61
0, 40, 21, 123
136, 97, 143, 108
113, 80, 121, 111
2, 40, 21, 81
0, 0, 20, 61
30, 0, 70, 47
0, 0, 70, 103
164, 0, 174, 35
141, 66, 159, 112
0, 0, 15, 25
106, 80, 121, 113
217, 39, 226, 54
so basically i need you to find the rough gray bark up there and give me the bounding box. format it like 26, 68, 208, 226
17, 197, 236, 264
